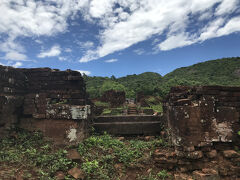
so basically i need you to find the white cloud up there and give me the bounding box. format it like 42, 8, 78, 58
35, 39, 43, 44
0, 61, 23, 68
80, 0, 240, 62
76, 70, 91, 75
215, 0, 239, 15
89, 0, 115, 18
0, 0, 240, 64
12, 62, 23, 68
3, 51, 27, 61
199, 18, 225, 41
65, 48, 72, 53
133, 49, 145, 55
79, 50, 99, 63
80, 41, 95, 49
59, 56, 68, 61
37, 45, 61, 58
159, 33, 197, 51
216, 16, 240, 36
0, 0, 81, 38
0, 0, 83, 60
105, 58, 118, 63
0, 0, 88, 58
0, 37, 25, 53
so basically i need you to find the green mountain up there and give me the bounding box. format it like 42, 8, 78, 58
116, 72, 162, 96
159, 57, 240, 95
84, 57, 240, 98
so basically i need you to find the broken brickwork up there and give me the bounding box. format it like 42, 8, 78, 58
164, 86, 240, 147
100, 90, 125, 107
0, 66, 26, 136
161, 86, 240, 178
0, 66, 91, 144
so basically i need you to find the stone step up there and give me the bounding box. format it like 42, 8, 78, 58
94, 115, 162, 123
128, 111, 137, 113
128, 112, 137, 114
128, 108, 138, 115
93, 121, 162, 135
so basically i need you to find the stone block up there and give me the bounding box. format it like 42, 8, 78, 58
33, 113, 46, 119
206, 150, 217, 159
68, 167, 84, 179
55, 171, 65, 180
186, 151, 203, 160
193, 169, 219, 180
222, 150, 240, 158
67, 149, 81, 160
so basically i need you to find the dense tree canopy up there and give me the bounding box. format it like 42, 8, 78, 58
100, 81, 126, 96
83, 57, 240, 98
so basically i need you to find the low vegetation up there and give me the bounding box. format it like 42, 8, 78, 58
78, 132, 169, 179
0, 129, 171, 179
94, 101, 110, 108
0, 129, 75, 179
144, 96, 163, 113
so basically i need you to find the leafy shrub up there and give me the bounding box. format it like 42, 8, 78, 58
0, 129, 75, 178
94, 101, 110, 107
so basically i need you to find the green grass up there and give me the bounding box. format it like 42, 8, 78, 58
141, 104, 163, 113
141, 96, 163, 113
77, 133, 168, 179
146, 97, 156, 104
100, 107, 125, 116
94, 101, 110, 107
151, 104, 163, 113
138, 170, 171, 180
0, 130, 169, 179
0, 129, 76, 179
101, 108, 112, 115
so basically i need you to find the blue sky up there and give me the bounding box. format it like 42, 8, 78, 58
0, 0, 240, 77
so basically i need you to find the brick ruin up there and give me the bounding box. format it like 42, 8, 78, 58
164, 86, 240, 147
161, 86, 240, 179
100, 90, 126, 107
0, 65, 91, 145
1, 65, 240, 178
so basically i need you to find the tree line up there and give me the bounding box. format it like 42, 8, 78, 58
83, 57, 240, 99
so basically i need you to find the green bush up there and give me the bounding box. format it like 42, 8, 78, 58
0, 129, 75, 178
76, 133, 168, 179
94, 101, 110, 107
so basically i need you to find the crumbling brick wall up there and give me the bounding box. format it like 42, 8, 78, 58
100, 90, 125, 107
164, 86, 240, 147
0, 66, 91, 145
161, 86, 240, 178
19, 68, 89, 119
0, 66, 26, 136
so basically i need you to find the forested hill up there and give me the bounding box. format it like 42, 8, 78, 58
83, 72, 162, 98
83, 57, 240, 98
158, 57, 240, 95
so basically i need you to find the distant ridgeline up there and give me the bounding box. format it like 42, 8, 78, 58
84, 57, 240, 98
